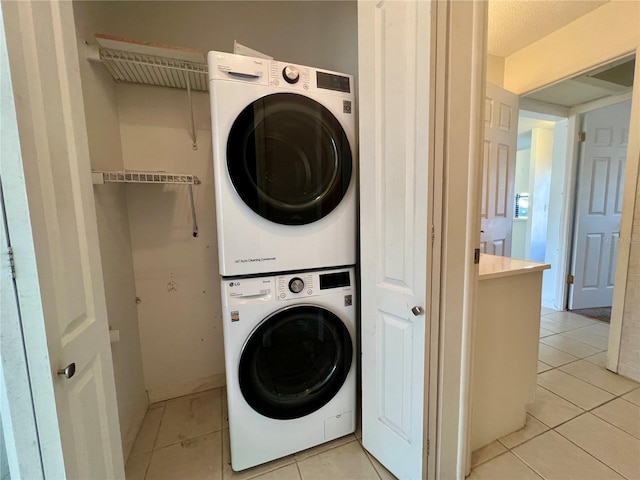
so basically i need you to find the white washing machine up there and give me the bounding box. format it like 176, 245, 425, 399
208, 51, 357, 276
220, 266, 356, 471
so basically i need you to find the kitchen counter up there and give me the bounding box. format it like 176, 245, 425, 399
471, 254, 551, 452
479, 253, 551, 280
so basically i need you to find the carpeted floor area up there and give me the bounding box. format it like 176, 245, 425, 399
571, 307, 611, 323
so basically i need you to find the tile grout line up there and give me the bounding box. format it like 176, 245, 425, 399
478, 376, 639, 475
551, 414, 635, 480
484, 410, 627, 480
539, 336, 606, 356
554, 364, 639, 396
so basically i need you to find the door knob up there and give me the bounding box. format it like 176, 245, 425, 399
57, 363, 76, 379
411, 306, 425, 316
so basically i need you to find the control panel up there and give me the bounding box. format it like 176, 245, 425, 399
270, 61, 311, 91
209, 51, 353, 96
276, 270, 351, 301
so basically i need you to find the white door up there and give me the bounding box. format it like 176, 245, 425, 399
358, 1, 431, 479
570, 100, 632, 309
1, 1, 124, 478
480, 83, 519, 256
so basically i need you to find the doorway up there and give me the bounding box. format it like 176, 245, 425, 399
509, 56, 636, 316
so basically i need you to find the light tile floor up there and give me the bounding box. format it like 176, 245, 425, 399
126, 310, 639, 480
470, 310, 640, 480
125, 388, 394, 480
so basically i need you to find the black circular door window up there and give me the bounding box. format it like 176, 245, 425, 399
227, 93, 353, 225
239, 305, 353, 420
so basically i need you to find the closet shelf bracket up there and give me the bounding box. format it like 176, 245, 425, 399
185, 70, 198, 150
92, 170, 201, 237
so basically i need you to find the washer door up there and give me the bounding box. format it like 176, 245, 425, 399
226, 93, 353, 225
239, 305, 353, 420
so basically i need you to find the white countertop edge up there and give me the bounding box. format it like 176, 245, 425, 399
479, 253, 551, 281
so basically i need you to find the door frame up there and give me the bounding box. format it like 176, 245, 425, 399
513, 50, 639, 376
432, 1, 486, 478
551, 84, 637, 375
566, 93, 634, 310
0, 4, 55, 478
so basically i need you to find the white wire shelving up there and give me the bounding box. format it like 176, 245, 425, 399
92, 170, 201, 185
92, 170, 201, 237
87, 34, 208, 149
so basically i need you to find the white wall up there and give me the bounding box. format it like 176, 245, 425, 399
542, 119, 569, 309
72, 1, 148, 459
74, 1, 358, 402
486, 54, 504, 87
528, 128, 554, 263
117, 84, 223, 401
512, 148, 530, 260
75, 1, 358, 77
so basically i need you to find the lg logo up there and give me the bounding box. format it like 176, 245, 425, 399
229, 281, 240, 287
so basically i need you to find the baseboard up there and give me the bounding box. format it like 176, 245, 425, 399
121, 397, 148, 462
147, 373, 226, 403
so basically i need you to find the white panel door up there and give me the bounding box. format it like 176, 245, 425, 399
358, 1, 430, 479
570, 100, 632, 309
1, 1, 124, 478
480, 84, 519, 257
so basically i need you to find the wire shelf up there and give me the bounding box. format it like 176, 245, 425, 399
93, 170, 201, 185
99, 48, 208, 92
92, 170, 201, 237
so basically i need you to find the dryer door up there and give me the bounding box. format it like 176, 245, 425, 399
226, 93, 353, 225
239, 305, 353, 420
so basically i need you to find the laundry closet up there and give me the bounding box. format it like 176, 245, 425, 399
70, 0, 358, 461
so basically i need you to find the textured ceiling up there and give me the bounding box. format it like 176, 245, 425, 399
488, 0, 610, 57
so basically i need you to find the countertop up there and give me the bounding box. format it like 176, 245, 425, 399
479, 254, 551, 281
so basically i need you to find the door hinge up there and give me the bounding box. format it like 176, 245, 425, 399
578, 131, 586, 142
426, 438, 430, 456
8, 247, 16, 279
567, 274, 574, 285
474, 248, 480, 264
431, 225, 435, 244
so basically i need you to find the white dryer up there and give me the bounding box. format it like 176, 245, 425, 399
208, 51, 357, 276
220, 267, 356, 471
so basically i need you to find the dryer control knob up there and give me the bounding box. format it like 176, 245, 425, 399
288, 277, 304, 293
283, 66, 300, 84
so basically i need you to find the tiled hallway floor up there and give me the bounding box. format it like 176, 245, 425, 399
126, 309, 639, 479
469, 309, 640, 480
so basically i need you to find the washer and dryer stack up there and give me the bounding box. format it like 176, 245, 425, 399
207, 51, 358, 471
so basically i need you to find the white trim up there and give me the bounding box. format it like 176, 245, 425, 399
570, 91, 634, 115
426, 1, 444, 478
519, 97, 570, 118
608, 49, 640, 373
0, 3, 55, 479
146, 373, 226, 404
434, 1, 485, 478
544, 89, 636, 313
